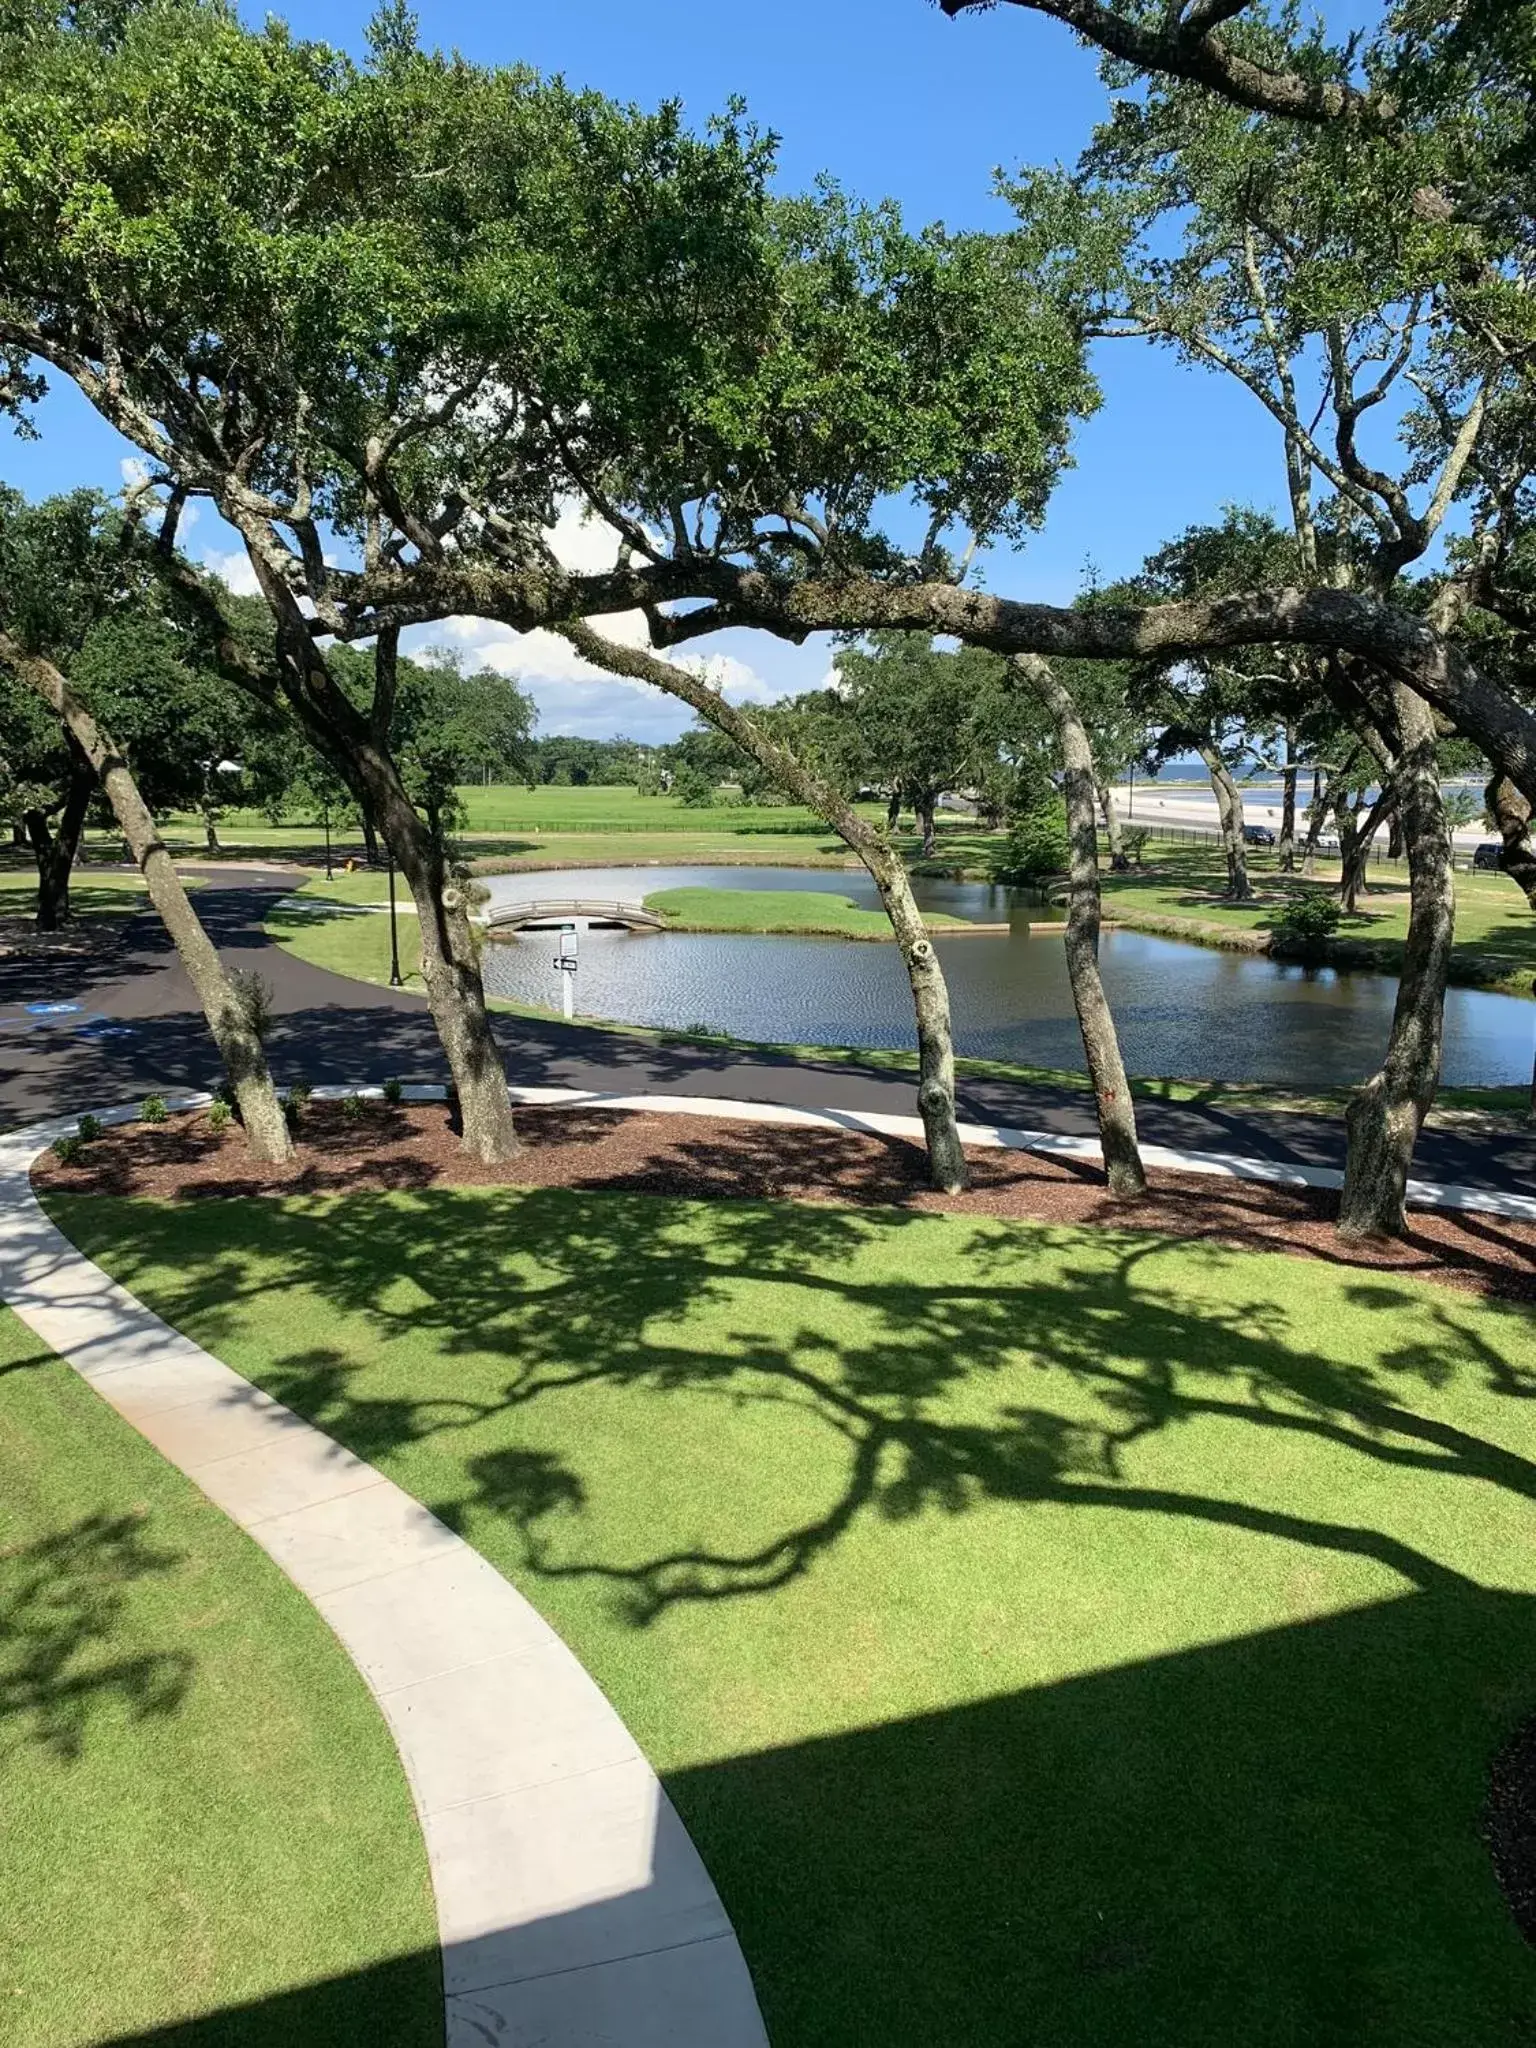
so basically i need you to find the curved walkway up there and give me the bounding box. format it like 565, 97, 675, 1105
0, 1095, 770, 2048
3, 867, 1534, 1194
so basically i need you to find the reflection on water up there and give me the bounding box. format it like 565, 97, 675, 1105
479, 866, 1534, 1089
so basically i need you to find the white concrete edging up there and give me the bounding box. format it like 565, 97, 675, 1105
0, 1095, 770, 2048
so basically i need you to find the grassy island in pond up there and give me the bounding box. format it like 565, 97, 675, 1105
644, 884, 985, 938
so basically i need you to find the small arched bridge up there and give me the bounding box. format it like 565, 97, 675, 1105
484, 897, 667, 934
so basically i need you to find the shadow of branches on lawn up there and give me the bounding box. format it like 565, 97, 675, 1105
0, 1510, 192, 1761
52, 1149, 1536, 1627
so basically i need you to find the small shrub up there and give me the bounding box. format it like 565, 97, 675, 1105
140, 1094, 168, 1124
1270, 893, 1345, 958
1122, 826, 1152, 867
994, 803, 1071, 884
382, 1077, 404, 1105
207, 1098, 233, 1134
340, 1091, 366, 1121
285, 1082, 311, 1115
52, 1134, 86, 1166
76, 1112, 104, 1142
683, 1021, 727, 1039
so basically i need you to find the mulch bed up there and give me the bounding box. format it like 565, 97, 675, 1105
31, 1099, 1536, 1304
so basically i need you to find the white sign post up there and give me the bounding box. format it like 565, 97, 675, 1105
553, 923, 578, 1020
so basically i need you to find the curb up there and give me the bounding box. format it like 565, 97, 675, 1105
0, 1095, 770, 2048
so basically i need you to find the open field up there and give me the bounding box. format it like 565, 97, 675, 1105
46, 1183, 1536, 2047
0, 1304, 439, 2047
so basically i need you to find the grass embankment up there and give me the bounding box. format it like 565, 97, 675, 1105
645, 885, 983, 938
264, 883, 1530, 1123
0, 871, 202, 926
48, 1186, 1536, 2047
1099, 847, 1535, 998
0, 1305, 439, 2046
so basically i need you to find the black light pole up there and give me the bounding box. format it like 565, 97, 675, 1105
1127, 760, 1134, 817
323, 801, 333, 882
387, 846, 404, 987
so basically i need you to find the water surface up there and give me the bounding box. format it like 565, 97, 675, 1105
479, 865, 1532, 1089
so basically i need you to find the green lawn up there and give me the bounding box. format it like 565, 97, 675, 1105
0, 1303, 440, 2047
0, 871, 197, 924
46, 1185, 1536, 2046
1100, 846, 1536, 996
645, 884, 981, 938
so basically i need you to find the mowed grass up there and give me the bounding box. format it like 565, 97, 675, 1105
0, 870, 200, 923
47, 1184, 1536, 2047
1100, 846, 1536, 994
0, 1304, 440, 2047
645, 884, 979, 937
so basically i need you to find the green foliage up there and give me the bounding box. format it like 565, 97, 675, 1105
1121, 825, 1151, 866
139, 1094, 168, 1124
995, 802, 1071, 883
1270, 893, 1345, 957
340, 1091, 366, 1121
75, 1112, 103, 1142
382, 1077, 404, 1105
206, 1098, 233, 1134
670, 763, 719, 808
51, 1133, 85, 1165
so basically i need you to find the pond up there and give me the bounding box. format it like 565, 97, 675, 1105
478, 864, 1534, 1089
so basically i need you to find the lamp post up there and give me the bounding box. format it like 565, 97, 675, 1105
1127, 760, 1134, 818
387, 847, 404, 988
323, 802, 333, 882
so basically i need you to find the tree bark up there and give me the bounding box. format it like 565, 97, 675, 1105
1338, 686, 1454, 1239
557, 617, 970, 1190
1277, 727, 1297, 871
917, 792, 938, 860
2, 632, 293, 1163
885, 789, 902, 831
1199, 745, 1253, 899
241, 560, 520, 1163
1483, 778, 1536, 1124
1097, 778, 1128, 871
362, 811, 381, 867
1018, 659, 1146, 1196
24, 747, 94, 930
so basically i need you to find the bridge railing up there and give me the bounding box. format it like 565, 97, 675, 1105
484, 898, 664, 929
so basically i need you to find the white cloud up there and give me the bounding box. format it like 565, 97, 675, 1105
120, 456, 150, 490
199, 545, 261, 597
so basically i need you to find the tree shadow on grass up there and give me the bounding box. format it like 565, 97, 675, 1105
95, 1589, 1536, 2047
0, 1510, 191, 1762
54, 1174, 1536, 1628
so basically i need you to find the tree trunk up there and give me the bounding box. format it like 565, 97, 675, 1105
886, 789, 901, 831
1336, 804, 1367, 914
362, 811, 381, 867
1020, 660, 1145, 1196
236, 561, 520, 1164
2, 633, 293, 1163
1278, 728, 1297, 871
1387, 813, 1404, 862
917, 793, 937, 860
1483, 778, 1536, 1125
1338, 686, 1454, 1240
556, 617, 970, 1190
201, 801, 221, 853
24, 748, 93, 930
1199, 746, 1253, 899
1097, 778, 1129, 871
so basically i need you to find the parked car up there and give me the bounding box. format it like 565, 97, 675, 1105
1472, 841, 1503, 872
1242, 823, 1276, 847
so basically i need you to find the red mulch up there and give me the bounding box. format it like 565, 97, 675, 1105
31, 1099, 1536, 1304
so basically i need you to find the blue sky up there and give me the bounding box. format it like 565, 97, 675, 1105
1, 0, 1381, 741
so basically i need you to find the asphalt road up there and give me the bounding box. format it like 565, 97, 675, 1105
4, 870, 1534, 1195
